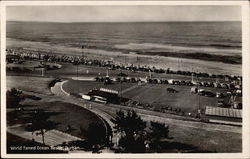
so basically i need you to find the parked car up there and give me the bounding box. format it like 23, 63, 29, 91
217, 100, 226, 107
216, 92, 224, 98
204, 91, 215, 97
167, 88, 178, 93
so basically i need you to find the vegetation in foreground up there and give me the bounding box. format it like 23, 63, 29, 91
111, 110, 210, 153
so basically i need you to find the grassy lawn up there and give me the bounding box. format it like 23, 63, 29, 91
15, 101, 106, 139
6, 76, 54, 95
7, 60, 40, 68
123, 84, 229, 112
169, 125, 241, 153
63, 79, 229, 113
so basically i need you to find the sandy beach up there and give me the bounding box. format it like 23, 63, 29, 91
7, 38, 242, 76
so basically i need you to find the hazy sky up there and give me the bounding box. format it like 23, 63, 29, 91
7, 5, 241, 22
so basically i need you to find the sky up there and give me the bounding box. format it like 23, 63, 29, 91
7, 5, 241, 22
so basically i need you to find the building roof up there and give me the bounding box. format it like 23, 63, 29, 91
87, 89, 118, 99
205, 106, 242, 119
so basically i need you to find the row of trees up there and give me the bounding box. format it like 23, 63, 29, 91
112, 110, 170, 153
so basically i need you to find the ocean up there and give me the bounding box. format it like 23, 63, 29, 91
6, 21, 242, 75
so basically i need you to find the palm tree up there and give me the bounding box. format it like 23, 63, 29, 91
26, 110, 56, 145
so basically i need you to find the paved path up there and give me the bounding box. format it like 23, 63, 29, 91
8, 125, 82, 147
51, 81, 70, 96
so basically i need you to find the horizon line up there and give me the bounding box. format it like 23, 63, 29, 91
7, 20, 241, 23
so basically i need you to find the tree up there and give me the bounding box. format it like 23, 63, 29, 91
85, 122, 106, 150
26, 110, 56, 145
147, 121, 170, 151
118, 131, 146, 153
111, 110, 146, 152
6, 88, 23, 109
111, 110, 125, 132
112, 110, 171, 153
112, 110, 146, 136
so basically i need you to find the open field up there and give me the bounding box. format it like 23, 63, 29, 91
17, 101, 106, 139
123, 84, 230, 112
63, 79, 230, 113
7, 76, 54, 95
7, 60, 40, 68
168, 124, 241, 152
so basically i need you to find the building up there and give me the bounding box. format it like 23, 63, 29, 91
85, 88, 127, 104
205, 106, 242, 126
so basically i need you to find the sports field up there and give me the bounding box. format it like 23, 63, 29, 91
63, 79, 230, 113
123, 84, 230, 112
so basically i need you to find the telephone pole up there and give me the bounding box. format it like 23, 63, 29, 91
81, 45, 84, 59
76, 63, 79, 80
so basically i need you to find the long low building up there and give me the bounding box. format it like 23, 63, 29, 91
81, 88, 128, 104
205, 106, 242, 125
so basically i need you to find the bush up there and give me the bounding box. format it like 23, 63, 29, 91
48, 78, 61, 88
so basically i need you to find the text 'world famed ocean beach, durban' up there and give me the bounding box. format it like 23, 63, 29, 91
2, 2, 249, 158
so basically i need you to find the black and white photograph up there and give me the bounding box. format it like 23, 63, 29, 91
1, 1, 249, 158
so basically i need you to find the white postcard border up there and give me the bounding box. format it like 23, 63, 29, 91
1, 1, 249, 158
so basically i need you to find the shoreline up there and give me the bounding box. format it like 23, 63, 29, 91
7, 38, 242, 76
